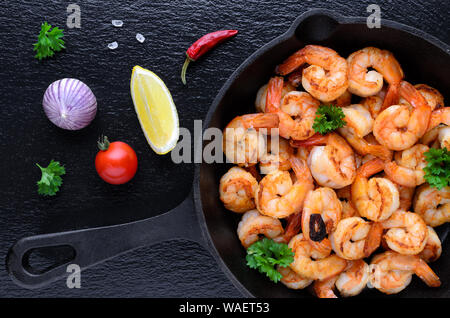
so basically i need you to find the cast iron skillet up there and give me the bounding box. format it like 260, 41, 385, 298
7, 9, 450, 297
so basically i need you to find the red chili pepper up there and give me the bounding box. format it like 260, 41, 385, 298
181, 29, 238, 85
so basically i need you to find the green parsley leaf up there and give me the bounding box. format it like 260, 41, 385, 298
36, 160, 66, 196
423, 148, 450, 190
33, 22, 65, 60
312, 104, 346, 135
246, 238, 294, 283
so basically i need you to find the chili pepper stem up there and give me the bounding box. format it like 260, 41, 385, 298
181, 55, 194, 85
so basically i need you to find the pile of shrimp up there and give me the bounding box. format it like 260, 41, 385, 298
219, 45, 449, 297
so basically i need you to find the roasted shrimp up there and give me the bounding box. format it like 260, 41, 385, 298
219, 166, 258, 213
255, 157, 314, 218
237, 209, 284, 248
368, 251, 440, 294
289, 234, 348, 281
292, 133, 357, 189
351, 158, 400, 221
223, 113, 279, 167
276, 45, 349, 102
373, 81, 432, 151
265, 76, 319, 140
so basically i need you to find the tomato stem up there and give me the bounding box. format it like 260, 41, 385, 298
97, 135, 110, 151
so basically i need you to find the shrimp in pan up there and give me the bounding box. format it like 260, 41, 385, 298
330, 217, 383, 260
339, 126, 393, 162
384, 144, 429, 188
255, 81, 295, 113
381, 172, 415, 211
292, 133, 357, 189
279, 90, 320, 140
351, 158, 400, 222
265, 76, 319, 140
335, 260, 370, 297
222, 44, 448, 298
219, 167, 259, 213
314, 260, 370, 298
259, 137, 293, 174
399, 84, 444, 111
256, 157, 314, 218
368, 255, 414, 294
368, 251, 440, 294
223, 113, 279, 167
237, 210, 284, 248
413, 184, 450, 227
278, 266, 313, 290
373, 81, 432, 151
381, 210, 428, 255
347, 47, 403, 109
289, 234, 348, 281
301, 187, 342, 243
341, 104, 374, 138
276, 45, 349, 102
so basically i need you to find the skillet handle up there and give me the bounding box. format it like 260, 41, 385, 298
6, 192, 206, 289
287, 9, 340, 42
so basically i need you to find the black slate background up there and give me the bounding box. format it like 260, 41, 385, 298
0, 0, 448, 297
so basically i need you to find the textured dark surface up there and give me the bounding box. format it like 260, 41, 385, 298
0, 0, 448, 297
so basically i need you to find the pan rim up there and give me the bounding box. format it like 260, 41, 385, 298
193, 8, 450, 298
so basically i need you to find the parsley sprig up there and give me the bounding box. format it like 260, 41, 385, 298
34, 22, 65, 60
36, 160, 66, 196
246, 238, 294, 283
312, 104, 346, 135
423, 148, 450, 190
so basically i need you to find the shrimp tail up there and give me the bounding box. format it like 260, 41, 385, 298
265, 77, 284, 113
242, 113, 279, 130
357, 158, 385, 178
290, 133, 327, 148
276, 50, 307, 76
289, 157, 313, 184
415, 258, 441, 287
313, 276, 339, 298
384, 161, 417, 188
364, 222, 383, 257
281, 212, 302, 243
381, 82, 400, 111
399, 81, 429, 110
340, 128, 393, 161
400, 80, 432, 140
366, 144, 393, 162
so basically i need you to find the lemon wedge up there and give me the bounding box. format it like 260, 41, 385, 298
131, 66, 179, 154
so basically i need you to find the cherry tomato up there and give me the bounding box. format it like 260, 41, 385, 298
95, 136, 138, 185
